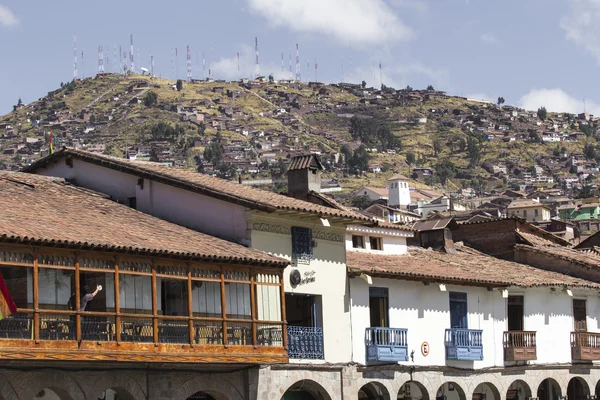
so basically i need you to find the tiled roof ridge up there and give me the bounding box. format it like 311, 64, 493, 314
0, 171, 287, 267
24, 148, 377, 223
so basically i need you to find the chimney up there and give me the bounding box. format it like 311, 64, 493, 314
287, 154, 324, 200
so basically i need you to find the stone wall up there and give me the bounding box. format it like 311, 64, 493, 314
2, 363, 600, 400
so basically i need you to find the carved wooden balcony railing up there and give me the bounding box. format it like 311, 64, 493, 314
365, 327, 408, 362
571, 331, 600, 361
503, 331, 537, 361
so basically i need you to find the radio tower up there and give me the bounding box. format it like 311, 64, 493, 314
315, 58, 318, 82
73, 35, 78, 81
186, 45, 192, 82
379, 60, 383, 89
113, 45, 117, 73
289, 53, 292, 80
81, 50, 84, 79
281, 52, 284, 76
254, 36, 260, 79
295, 43, 301, 82
150, 54, 155, 77
130, 34, 134, 73
202, 52, 206, 80
97, 45, 104, 74
119, 45, 122, 73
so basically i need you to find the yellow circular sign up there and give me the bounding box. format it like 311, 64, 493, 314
421, 341, 430, 357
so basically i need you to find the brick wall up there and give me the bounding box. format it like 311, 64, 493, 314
453, 220, 517, 259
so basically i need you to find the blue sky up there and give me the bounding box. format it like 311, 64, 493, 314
1, 0, 600, 115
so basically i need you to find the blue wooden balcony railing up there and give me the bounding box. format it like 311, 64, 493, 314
445, 328, 483, 361
287, 326, 324, 360
365, 327, 408, 362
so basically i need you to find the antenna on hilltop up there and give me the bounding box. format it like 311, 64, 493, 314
289, 53, 292, 80
314, 58, 318, 82
295, 43, 301, 82
210, 41, 214, 79
98, 45, 104, 74
341, 57, 344, 82
119, 45, 122, 73
73, 34, 78, 81
237, 52, 240, 79
379, 60, 383, 88
81, 50, 84, 79
130, 34, 134, 73
281, 52, 284, 77
175, 47, 179, 80
255, 36, 260, 79
202, 52, 206, 80
113, 45, 117, 74
186, 45, 192, 82
150, 53, 155, 77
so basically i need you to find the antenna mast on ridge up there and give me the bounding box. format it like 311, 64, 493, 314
255, 36, 260, 79
130, 34, 134, 73
73, 34, 78, 81
97, 45, 104, 74
186, 45, 192, 82
295, 43, 301, 82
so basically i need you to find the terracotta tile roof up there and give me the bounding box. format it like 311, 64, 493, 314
287, 154, 323, 171
0, 172, 287, 267
23, 148, 374, 223
515, 244, 600, 270
359, 186, 388, 197
346, 244, 600, 288
388, 174, 409, 181
507, 200, 551, 210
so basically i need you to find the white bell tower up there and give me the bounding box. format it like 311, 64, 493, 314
388, 174, 411, 208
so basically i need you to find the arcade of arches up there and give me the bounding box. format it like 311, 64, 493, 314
5, 366, 600, 400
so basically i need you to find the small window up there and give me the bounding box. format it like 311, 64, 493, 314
369, 237, 382, 250
523, 210, 528, 218
352, 235, 365, 249
292, 227, 314, 261
535, 209, 539, 217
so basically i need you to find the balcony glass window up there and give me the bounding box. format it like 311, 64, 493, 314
225, 283, 251, 319
369, 287, 389, 328
507, 296, 524, 331
38, 269, 73, 310
192, 281, 222, 318
449, 292, 468, 329
573, 299, 587, 332
0, 266, 31, 309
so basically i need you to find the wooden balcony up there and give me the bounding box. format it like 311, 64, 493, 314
571, 331, 600, 361
365, 327, 408, 362
445, 328, 483, 361
503, 331, 536, 361
0, 245, 288, 364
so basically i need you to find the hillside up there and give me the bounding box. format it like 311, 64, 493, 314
1, 74, 598, 197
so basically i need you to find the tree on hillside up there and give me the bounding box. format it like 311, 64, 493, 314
268, 74, 274, 83
404, 85, 413, 91
427, 85, 434, 91
349, 195, 373, 210
458, 137, 467, 152
537, 106, 547, 121
497, 97, 505, 106
576, 184, 594, 199
406, 152, 416, 165
176, 79, 183, 91
17, 98, 22, 106
432, 138, 442, 156
340, 144, 353, 164
144, 91, 158, 107
197, 122, 206, 136
584, 143, 597, 160
348, 145, 371, 174
435, 159, 456, 185
361, 81, 367, 89
467, 136, 481, 168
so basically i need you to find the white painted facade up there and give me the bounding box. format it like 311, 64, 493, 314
388, 176, 411, 208
345, 225, 411, 255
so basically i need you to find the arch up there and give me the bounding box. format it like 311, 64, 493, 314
472, 382, 501, 400
359, 382, 390, 400
537, 378, 562, 400
88, 371, 146, 400
506, 379, 532, 400
398, 381, 430, 400
171, 375, 242, 400
567, 377, 590, 400
0, 373, 18, 400
436, 382, 466, 400
281, 379, 333, 400
595, 379, 600, 399
13, 370, 85, 400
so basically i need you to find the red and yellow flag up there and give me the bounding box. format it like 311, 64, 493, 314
49, 133, 54, 154
0, 274, 17, 320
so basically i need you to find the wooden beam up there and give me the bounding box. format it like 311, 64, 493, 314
32, 252, 39, 343
220, 267, 228, 347
74, 254, 81, 342
280, 271, 287, 350
114, 257, 121, 343
187, 264, 194, 346
151, 262, 158, 345
250, 272, 257, 347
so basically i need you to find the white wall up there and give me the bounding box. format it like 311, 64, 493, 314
36, 159, 249, 243
388, 179, 410, 208
349, 276, 598, 368
345, 225, 410, 255
250, 214, 351, 363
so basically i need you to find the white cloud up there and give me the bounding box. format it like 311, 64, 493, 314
560, 0, 600, 63
0, 5, 19, 28
480, 33, 498, 44
519, 88, 600, 115
212, 45, 293, 81
345, 62, 448, 89
466, 93, 495, 102
245, 0, 414, 46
